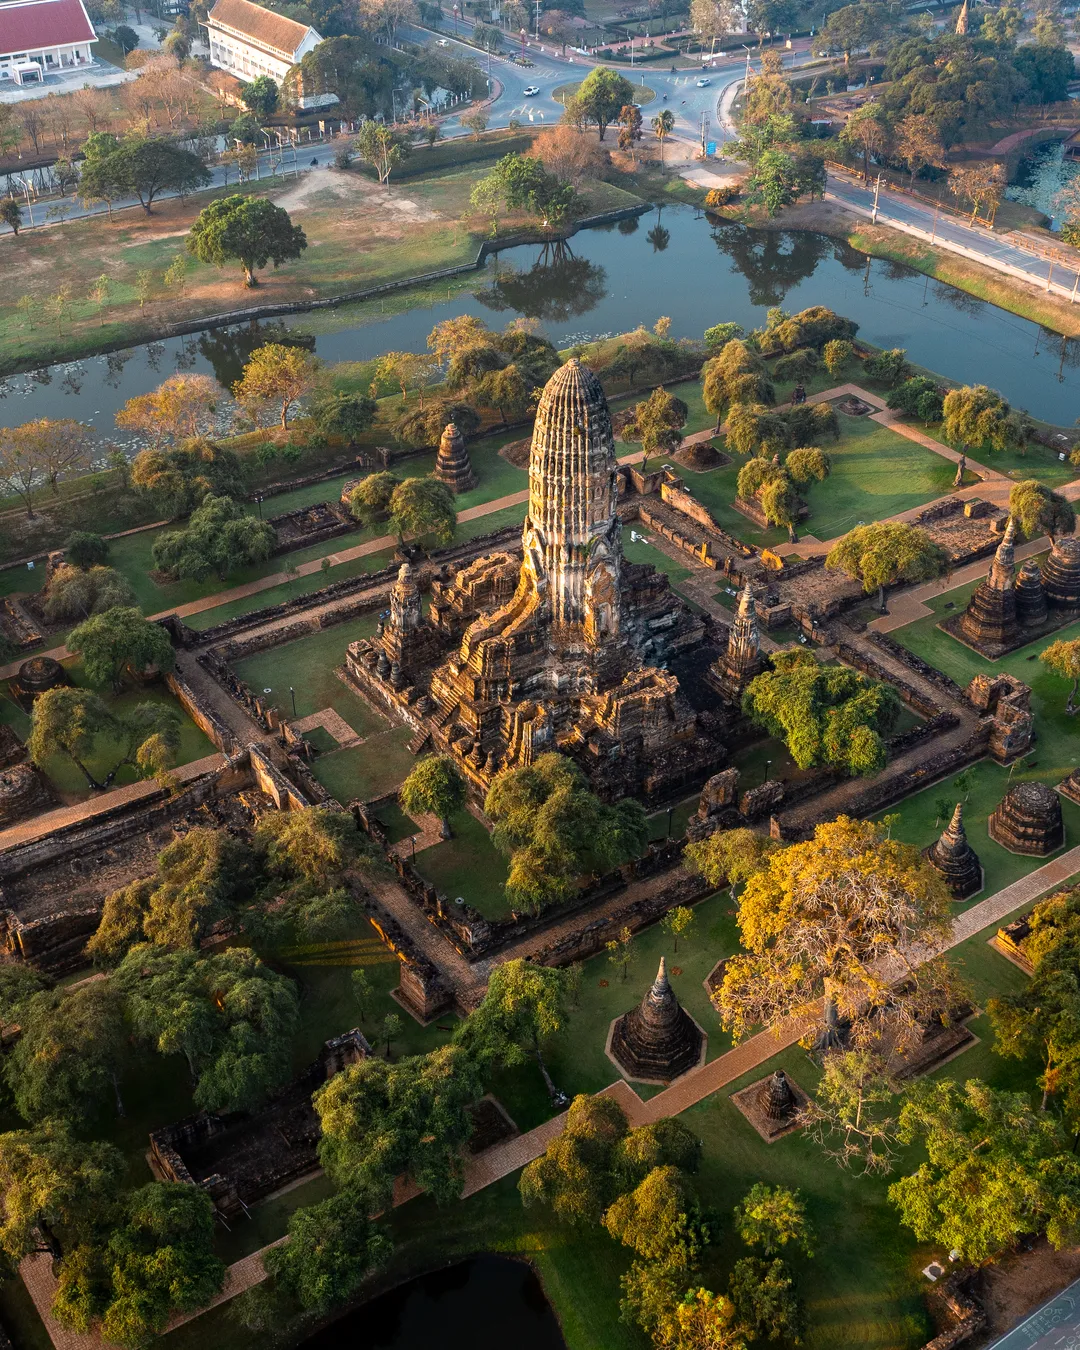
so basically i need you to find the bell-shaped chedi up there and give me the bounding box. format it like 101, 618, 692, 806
923, 802, 983, 899
1016, 559, 1048, 629
607, 956, 705, 1084
759, 1068, 797, 1123
958, 516, 1019, 655
1041, 535, 1080, 610
989, 781, 1065, 856
433, 422, 478, 494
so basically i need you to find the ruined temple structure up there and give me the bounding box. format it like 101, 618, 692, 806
706, 581, 766, 706
433, 422, 478, 494
607, 956, 705, 1084
956, 517, 1018, 655
924, 802, 983, 900
759, 1068, 798, 1123
346, 358, 721, 803
947, 521, 1080, 656
964, 673, 1035, 765
989, 781, 1065, 856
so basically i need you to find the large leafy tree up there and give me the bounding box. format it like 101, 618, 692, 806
0, 418, 94, 517
29, 686, 181, 791
89, 826, 250, 963
0, 963, 45, 1041
399, 754, 467, 839
714, 815, 954, 1050
519, 1093, 629, 1224
5, 982, 129, 1122
115, 374, 221, 449
889, 1079, 1080, 1263
623, 386, 688, 467
1042, 637, 1080, 715
354, 120, 410, 187
53, 1183, 225, 1346
315, 1045, 484, 1207
733, 1184, 814, 1257
1009, 478, 1075, 542
67, 607, 175, 693
82, 136, 211, 215
702, 340, 774, 430
117, 945, 300, 1113
574, 66, 636, 140
232, 343, 320, 428
43, 565, 135, 623
826, 520, 946, 612
603, 1165, 703, 1263
151, 494, 275, 582
388, 475, 457, 547
310, 390, 377, 445
263, 1186, 391, 1312
484, 752, 649, 913
942, 383, 1024, 455
0, 1121, 124, 1268
741, 649, 903, 777
130, 440, 244, 519
187, 195, 307, 288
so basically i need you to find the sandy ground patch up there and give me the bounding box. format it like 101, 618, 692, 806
273, 167, 439, 222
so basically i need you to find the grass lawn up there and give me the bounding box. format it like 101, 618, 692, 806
413, 809, 512, 920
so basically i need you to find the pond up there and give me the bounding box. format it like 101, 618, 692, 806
298, 1257, 566, 1349
5, 203, 1080, 434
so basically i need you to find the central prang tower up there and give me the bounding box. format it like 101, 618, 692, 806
346, 358, 720, 802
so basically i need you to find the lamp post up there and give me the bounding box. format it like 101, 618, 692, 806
520, 25, 526, 57
764, 759, 772, 784
289, 686, 297, 717
666, 805, 674, 838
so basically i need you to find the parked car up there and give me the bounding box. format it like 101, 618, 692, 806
523, 84, 540, 95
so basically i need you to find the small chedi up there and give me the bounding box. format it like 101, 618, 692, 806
607, 956, 705, 1084
706, 581, 765, 705
946, 520, 1080, 656
731, 1065, 810, 1142
346, 358, 720, 802
924, 802, 983, 899
433, 421, 478, 494
989, 780, 1065, 856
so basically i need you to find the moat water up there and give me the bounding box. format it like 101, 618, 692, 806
297, 1257, 565, 1349
5, 203, 1080, 434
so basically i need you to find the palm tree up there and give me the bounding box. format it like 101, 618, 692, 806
652, 109, 675, 170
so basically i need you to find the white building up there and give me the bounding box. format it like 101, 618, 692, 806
205, 0, 321, 86
0, 0, 97, 86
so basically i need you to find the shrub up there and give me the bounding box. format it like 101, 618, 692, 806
704, 185, 739, 209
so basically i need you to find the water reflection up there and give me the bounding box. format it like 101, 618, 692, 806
709, 222, 833, 306
196, 321, 317, 389
478, 245, 607, 323
299, 1257, 565, 1350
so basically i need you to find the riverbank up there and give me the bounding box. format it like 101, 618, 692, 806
721, 196, 1080, 339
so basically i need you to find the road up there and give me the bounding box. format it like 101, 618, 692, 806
983, 1271, 1080, 1350
826, 166, 1080, 303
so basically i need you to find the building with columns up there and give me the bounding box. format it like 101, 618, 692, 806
0, 0, 97, 86
205, 0, 321, 86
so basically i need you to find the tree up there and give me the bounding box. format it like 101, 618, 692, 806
889, 1079, 1080, 1263
67, 606, 175, 692
651, 108, 675, 168
455, 959, 575, 1100
53, 1183, 225, 1345
388, 475, 457, 546
574, 67, 635, 141
864, 347, 911, 388
263, 1186, 391, 1312
485, 753, 648, 914
822, 2, 881, 63
355, 121, 410, 187
115, 373, 220, 448
733, 1184, 814, 1256
623, 386, 688, 466
826, 521, 946, 612
5, 982, 129, 1122
617, 103, 643, 161
241, 74, 279, 117
603, 1166, 703, 1262
702, 340, 774, 429
310, 390, 377, 444
348, 470, 400, 526
187, 195, 307, 288
942, 384, 1023, 455
1010, 478, 1075, 542
661, 906, 695, 954
232, 343, 320, 428
785, 446, 831, 486
113, 23, 139, 52
316, 1044, 484, 1207
1, 198, 21, 235
0, 963, 45, 1043
89, 826, 249, 963
90, 136, 210, 215
887, 375, 944, 425
29, 686, 181, 791
714, 815, 954, 1051
0, 1121, 123, 1266
895, 112, 945, 186
534, 122, 611, 187
64, 532, 110, 569
741, 649, 903, 777
660, 1286, 746, 1350
607, 925, 637, 983
800, 1047, 899, 1173
461, 110, 489, 140
684, 827, 779, 898
43, 565, 134, 623
823, 338, 853, 376
729, 1257, 802, 1344
0, 418, 93, 516
840, 103, 890, 183
948, 162, 1006, 224
1042, 638, 1080, 716
399, 754, 466, 838
395, 399, 480, 450
519, 1092, 629, 1224
152, 494, 275, 582
690, 0, 741, 36
130, 440, 244, 519
118, 944, 300, 1113
989, 931, 1080, 1112
374, 350, 439, 407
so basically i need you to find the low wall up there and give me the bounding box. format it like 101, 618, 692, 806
867, 631, 968, 702
166, 667, 237, 754
249, 744, 315, 812
835, 641, 944, 719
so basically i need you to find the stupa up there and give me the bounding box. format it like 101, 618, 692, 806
346, 358, 718, 802
989, 781, 1064, 856
707, 580, 765, 705
923, 803, 983, 899
1041, 536, 1080, 609
759, 1068, 797, 1123
608, 957, 705, 1084
433, 422, 477, 494
957, 517, 1019, 655
1016, 559, 1048, 629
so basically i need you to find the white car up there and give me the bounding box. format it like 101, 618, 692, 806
436, 37, 449, 45
696, 76, 709, 86
523, 84, 540, 95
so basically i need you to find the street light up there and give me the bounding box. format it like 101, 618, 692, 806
520, 25, 526, 58
289, 687, 297, 717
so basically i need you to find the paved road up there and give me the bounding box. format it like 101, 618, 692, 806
985, 1273, 1080, 1350
827, 166, 1080, 302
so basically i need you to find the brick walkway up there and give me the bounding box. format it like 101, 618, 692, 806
291, 708, 362, 749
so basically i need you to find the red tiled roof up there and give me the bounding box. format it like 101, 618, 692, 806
206, 0, 314, 59
0, 0, 97, 54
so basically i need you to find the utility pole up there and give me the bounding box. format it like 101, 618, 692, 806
534, 0, 541, 39
871, 172, 882, 224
